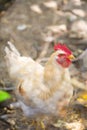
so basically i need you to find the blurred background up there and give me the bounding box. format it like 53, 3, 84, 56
0, 0, 87, 130
0, 0, 87, 82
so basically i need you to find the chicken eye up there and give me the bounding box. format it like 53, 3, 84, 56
58, 54, 65, 57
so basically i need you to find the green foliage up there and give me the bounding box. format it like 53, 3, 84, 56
0, 90, 11, 102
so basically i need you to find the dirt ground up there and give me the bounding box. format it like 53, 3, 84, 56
0, 0, 87, 130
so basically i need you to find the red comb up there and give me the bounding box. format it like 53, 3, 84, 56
54, 43, 72, 55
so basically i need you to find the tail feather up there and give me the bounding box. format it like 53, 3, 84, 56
5, 41, 20, 56
4, 41, 21, 71
4, 42, 22, 78
5, 46, 11, 55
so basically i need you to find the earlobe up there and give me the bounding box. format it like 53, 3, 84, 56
55, 56, 58, 60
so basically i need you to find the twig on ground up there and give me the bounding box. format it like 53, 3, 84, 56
0, 115, 11, 126
63, 9, 82, 18
0, 87, 15, 91
36, 42, 50, 63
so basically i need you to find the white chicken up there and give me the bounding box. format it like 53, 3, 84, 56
5, 42, 74, 127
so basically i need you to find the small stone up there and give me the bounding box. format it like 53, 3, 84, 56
30, 4, 42, 14
17, 24, 27, 31
68, 14, 77, 22
8, 119, 15, 125
72, 0, 82, 6
43, 1, 57, 9
4, 107, 7, 111
70, 20, 87, 38
72, 9, 85, 17
9, 103, 14, 109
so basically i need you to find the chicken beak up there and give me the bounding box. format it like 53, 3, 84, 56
68, 54, 75, 60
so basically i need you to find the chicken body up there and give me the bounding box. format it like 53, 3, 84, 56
5, 42, 73, 118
